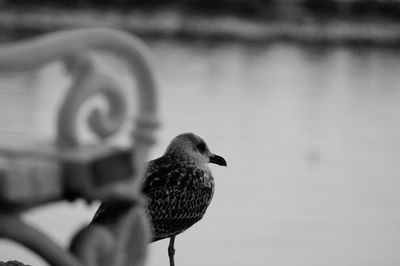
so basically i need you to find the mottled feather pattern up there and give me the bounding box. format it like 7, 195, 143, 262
91, 132, 226, 253
142, 155, 215, 241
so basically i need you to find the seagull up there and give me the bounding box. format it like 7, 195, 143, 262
92, 133, 227, 266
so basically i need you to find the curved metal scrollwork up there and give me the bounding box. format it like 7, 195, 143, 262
59, 52, 128, 147
0, 28, 160, 266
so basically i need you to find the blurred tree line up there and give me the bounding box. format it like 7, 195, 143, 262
2, 0, 400, 20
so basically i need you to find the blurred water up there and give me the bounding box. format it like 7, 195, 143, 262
1, 40, 400, 266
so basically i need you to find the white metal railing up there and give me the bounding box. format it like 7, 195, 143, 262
0, 28, 160, 266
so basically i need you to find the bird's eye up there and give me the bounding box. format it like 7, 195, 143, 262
197, 141, 206, 153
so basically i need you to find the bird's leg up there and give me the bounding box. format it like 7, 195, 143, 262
168, 236, 176, 266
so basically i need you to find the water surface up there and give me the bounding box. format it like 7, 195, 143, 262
1, 40, 400, 266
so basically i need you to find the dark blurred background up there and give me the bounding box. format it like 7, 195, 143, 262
2, 0, 400, 44
4, 0, 400, 20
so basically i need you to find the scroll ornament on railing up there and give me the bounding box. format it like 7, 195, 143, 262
0, 28, 160, 266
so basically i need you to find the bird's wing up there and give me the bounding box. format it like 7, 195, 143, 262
91, 199, 136, 225
142, 157, 215, 240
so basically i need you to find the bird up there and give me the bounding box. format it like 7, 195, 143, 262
92, 132, 227, 266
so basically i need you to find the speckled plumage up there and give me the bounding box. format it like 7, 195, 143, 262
143, 154, 215, 241
92, 133, 226, 266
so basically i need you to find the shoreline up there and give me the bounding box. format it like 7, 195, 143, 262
1, 7, 400, 46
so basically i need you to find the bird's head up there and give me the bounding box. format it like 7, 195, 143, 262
164, 133, 227, 166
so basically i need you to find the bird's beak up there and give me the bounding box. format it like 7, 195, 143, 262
209, 154, 227, 166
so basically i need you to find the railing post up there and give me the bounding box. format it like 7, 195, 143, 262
0, 28, 160, 266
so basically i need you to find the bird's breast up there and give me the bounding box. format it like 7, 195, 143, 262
195, 163, 214, 188
200, 171, 215, 189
